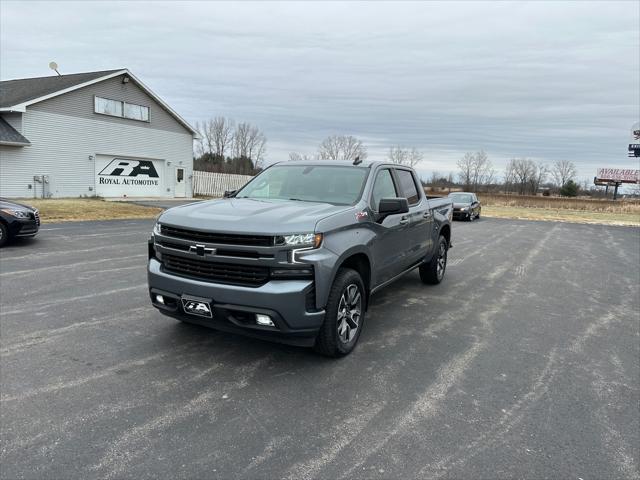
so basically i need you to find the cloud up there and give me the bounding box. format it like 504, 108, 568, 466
2, 0, 638, 180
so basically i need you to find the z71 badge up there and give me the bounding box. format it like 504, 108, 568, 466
355, 211, 368, 221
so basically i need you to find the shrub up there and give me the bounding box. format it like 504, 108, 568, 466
560, 180, 579, 197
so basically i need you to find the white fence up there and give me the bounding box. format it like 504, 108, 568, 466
192, 171, 253, 197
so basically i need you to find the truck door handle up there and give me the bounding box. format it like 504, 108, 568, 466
399, 216, 409, 225
423, 211, 432, 219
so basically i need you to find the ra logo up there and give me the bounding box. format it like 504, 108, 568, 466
99, 159, 160, 178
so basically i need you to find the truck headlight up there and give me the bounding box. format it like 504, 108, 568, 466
461, 207, 468, 212
281, 233, 323, 248
153, 222, 162, 235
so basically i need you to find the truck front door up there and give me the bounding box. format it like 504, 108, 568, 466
369, 168, 412, 285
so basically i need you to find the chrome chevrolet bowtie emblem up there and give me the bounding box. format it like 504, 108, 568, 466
189, 244, 216, 256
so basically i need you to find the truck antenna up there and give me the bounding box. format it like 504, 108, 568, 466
353, 156, 362, 166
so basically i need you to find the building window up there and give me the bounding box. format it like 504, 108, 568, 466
124, 102, 149, 121
94, 96, 122, 117
94, 96, 149, 122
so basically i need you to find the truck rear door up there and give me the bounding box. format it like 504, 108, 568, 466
393, 168, 434, 264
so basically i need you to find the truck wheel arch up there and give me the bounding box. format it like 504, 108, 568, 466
440, 224, 451, 247
330, 251, 372, 309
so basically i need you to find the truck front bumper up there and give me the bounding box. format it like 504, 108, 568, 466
147, 258, 325, 347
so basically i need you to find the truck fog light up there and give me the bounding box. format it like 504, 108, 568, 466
155, 294, 165, 305
256, 314, 274, 326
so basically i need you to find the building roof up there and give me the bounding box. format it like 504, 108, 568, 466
0, 69, 122, 109
0, 116, 30, 146
0, 69, 199, 137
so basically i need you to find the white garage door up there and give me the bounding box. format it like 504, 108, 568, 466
95, 155, 165, 197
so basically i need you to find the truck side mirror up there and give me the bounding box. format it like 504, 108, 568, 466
223, 189, 237, 198
378, 197, 409, 218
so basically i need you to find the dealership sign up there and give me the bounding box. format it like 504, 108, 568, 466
596, 168, 639, 183
95, 156, 165, 197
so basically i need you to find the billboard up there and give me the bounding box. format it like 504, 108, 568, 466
630, 122, 640, 158
95, 155, 165, 197
596, 168, 639, 183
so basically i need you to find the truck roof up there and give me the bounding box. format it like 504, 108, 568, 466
273, 160, 403, 169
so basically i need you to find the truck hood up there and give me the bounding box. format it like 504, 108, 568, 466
159, 198, 352, 235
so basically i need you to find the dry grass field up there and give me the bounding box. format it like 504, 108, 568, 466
477, 193, 640, 212
426, 190, 640, 226
479, 194, 640, 226
17, 198, 162, 223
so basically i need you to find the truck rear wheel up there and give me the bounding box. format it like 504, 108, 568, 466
419, 235, 448, 284
314, 268, 366, 357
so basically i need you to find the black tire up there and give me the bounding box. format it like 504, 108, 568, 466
419, 235, 448, 285
0, 222, 8, 248
314, 268, 366, 357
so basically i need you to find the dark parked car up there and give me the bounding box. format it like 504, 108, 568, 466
448, 192, 481, 221
0, 198, 40, 247
149, 160, 453, 356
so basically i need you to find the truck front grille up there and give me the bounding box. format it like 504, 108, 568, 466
162, 253, 270, 287
160, 225, 273, 247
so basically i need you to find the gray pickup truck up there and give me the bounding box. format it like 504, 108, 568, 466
148, 160, 453, 356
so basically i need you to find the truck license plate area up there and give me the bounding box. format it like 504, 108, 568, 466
181, 296, 213, 318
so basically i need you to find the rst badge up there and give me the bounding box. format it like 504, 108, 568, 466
181, 298, 213, 318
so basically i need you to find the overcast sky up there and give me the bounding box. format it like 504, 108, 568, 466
1, 1, 638, 181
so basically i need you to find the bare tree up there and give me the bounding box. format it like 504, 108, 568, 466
234, 122, 267, 169
387, 145, 408, 165
504, 159, 517, 194
212, 116, 234, 160
387, 145, 423, 167
407, 148, 423, 167
511, 158, 538, 195
195, 117, 235, 160
429, 170, 440, 186
551, 160, 577, 187
318, 135, 367, 161
468, 150, 494, 192
532, 161, 548, 194
289, 152, 314, 161
457, 152, 475, 190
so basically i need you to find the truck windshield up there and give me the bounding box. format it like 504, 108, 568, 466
236, 165, 368, 205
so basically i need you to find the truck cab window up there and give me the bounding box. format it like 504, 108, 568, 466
371, 169, 397, 210
396, 169, 420, 205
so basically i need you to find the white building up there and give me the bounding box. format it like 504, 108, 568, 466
0, 69, 198, 198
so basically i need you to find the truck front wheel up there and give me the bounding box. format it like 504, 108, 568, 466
314, 268, 366, 357
419, 235, 448, 284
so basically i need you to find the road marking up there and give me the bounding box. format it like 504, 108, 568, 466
284, 402, 385, 480
0, 243, 146, 261
44, 230, 149, 240
0, 306, 151, 357
91, 357, 271, 479
1, 283, 147, 315
337, 226, 560, 478
0, 254, 146, 277
0, 341, 207, 403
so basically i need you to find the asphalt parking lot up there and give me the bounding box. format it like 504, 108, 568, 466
1, 218, 638, 479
